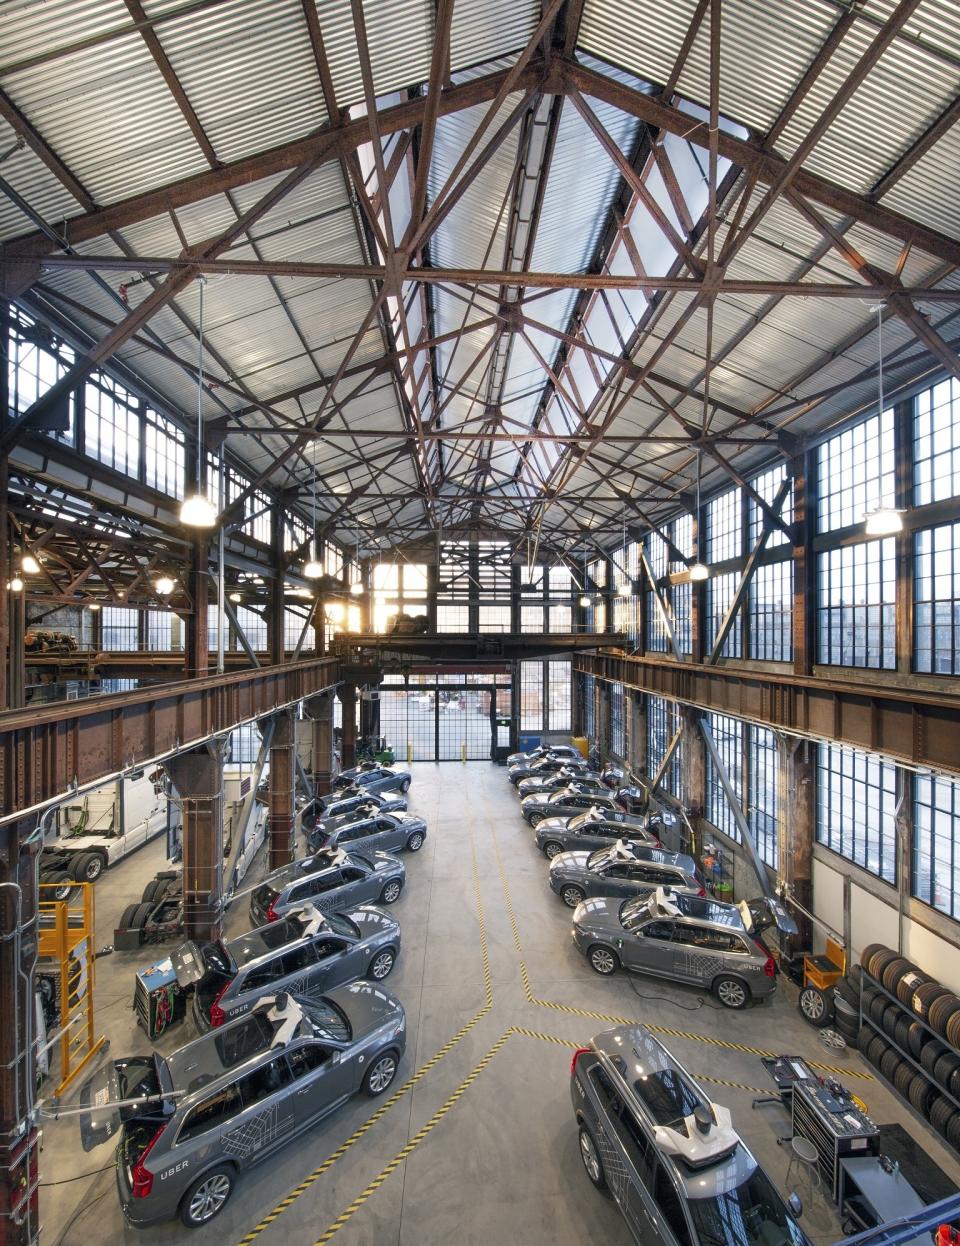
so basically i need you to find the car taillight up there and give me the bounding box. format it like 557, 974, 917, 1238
266, 898, 278, 922
697, 886, 706, 897
762, 951, 776, 977
209, 981, 231, 1027
131, 1125, 165, 1198
570, 1047, 591, 1077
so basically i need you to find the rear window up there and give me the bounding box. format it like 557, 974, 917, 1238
116, 1056, 161, 1103
213, 1014, 273, 1070
252, 883, 278, 909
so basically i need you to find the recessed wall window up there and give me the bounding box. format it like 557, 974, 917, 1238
914, 378, 960, 505
749, 561, 793, 661
817, 409, 895, 533
816, 743, 896, 884
914, 521, 960, 674
913, 772, 960, 918
817, 539, 895, 668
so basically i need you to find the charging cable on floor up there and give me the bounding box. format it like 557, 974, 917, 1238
627, 975, 726, 1012
40, 1165, 114, 1187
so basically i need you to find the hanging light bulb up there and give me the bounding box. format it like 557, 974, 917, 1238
8, 577, 24, 593
863, 303, 905, 537
155, 575, 176, 595
303, 441, 323, 577
688, 449, 710, 583
21, 554, 40, 575
181, 276, 219, 528
579, 594, 591, 608
87, 600, 100, 611
228, 591, 242, 604
350, 579, 363, 595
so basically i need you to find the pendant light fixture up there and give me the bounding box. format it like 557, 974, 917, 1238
688, 450, 710, 581
578, 548, 590, 608
155, 575, 176, 596
863, 302, 904, 536
303, 443, 323, 578
180, 276, 218, 528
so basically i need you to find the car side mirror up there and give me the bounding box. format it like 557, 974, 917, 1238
329, 1050, 341, 1065
788, 1193, 802, 1218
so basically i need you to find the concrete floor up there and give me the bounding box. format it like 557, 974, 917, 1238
39, 761, 960, 1246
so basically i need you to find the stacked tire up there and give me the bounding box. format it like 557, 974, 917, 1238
859, 944, 960, 1149
833, 965, 863, 1044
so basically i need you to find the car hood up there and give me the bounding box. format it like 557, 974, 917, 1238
326, 981, 405, 1038
364, 850, 405, 874
534, 817, 570, 838
391, 812, 425, 827
519, 793, 551, 808
345, 905, 401, 941
571, 897, 623, 933
549, 850, 591, 876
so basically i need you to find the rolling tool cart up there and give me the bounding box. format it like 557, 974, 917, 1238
133, 956, 187, 1039
790, 1075, 879, 1201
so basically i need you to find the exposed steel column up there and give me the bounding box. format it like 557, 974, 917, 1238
339, 682, 357, 769
184, 538, 209, 677
782, 738, 815, 952
0, 817, 41, 1246
165, 744, 224, 942
267, 710, 295, 869
306, 692, 336, 794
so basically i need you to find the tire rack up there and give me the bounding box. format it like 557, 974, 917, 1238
37, 882, 105, 1095
859, 968, 960, 1136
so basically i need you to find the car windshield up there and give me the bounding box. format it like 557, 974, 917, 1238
687, 1166, 812, 1246
350, 853, 374, 871
567, 813, 590, 831
299, 997, 351, 1043
586, 847, 614, 869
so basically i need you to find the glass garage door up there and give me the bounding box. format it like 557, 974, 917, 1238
378, 690, 436, 761
377, 679, 510, 762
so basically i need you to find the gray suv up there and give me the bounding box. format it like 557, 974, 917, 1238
571, 1023, 811, 1246
571, 886, 778, 1008
312, 810, 427, 856
516, 768, 607, 799
304, 787, 406, 832
521, 785, 623, 826
550, 840, 704, 908
508, 755, 590, 786
174, 903, 400, 1031
80, 990, 406, 1228
535, 808, 662, 859
250, 847, 405, 924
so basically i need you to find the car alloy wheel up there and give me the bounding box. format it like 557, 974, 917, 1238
365, 1052, 397, 1095
380, 880, 402, 904
579, 1127, 606, 1189
588, 945, 618, 976
528, 813, 543, 827
561, 885, 585, 909
370, 950, 395, 980
401, 780, 411, 793
83, 854, 104, 882
406, 831, 424, 851
182, 1170, 233, 1226
543, 842, 564, 859
799, 985, 832, 1026
715, 977, 749, 1009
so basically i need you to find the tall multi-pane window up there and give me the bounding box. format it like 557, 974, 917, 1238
748, 726, 779, 869
85, 376, 140, 477
610, 682, 625, 757
817, 409, 895, 532
144, 409, 184, 498
645, 532, 673, 652
817, 539, 895, 667
647, 695, 681, 797
8, 308, 76, 442
436, 603, 468, 631
749, 561, 793, 661
748, 464, 793, 548
146, 610, 181, 650
705, 712, 743, 842
521, 604, 544, 633
478, 605, 511, 632
101, 607, 139, 650
236, 606, 267, 651
914, 521, 960, 673
549, 603, 572, 633
913, 772, 960, 918
707, 487, 742, 563
520, 662, 543, 731
285, 608, 312, 652
584, 674, 595, 739
914, 378, 960, 505
706, 572, 742, 658
816, 743, 896, 884
548, 661, 571, 732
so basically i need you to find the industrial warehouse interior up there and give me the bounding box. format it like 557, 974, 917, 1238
2, 2, 960, 1245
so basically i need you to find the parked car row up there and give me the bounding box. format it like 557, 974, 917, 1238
507, 744, 792, 1010
81, 769, 424, 1230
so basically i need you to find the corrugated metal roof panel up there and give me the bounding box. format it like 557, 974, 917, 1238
2, 31, 209, 204
143, 0, 329, 163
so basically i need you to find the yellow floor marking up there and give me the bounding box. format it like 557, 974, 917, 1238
489, 827, 872, 1082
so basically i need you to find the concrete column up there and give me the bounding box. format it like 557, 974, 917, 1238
339, 682, 358, 768
306, 692, 335, 794
165, 743, 224, 942
782, 738, 815, 953
268, 710, 295, 870
0, 818, 41, 1246
184, 539, 209, 677
680, 705, 705, 856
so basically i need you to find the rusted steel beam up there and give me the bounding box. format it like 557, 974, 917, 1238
575, 652, 960, 777
4, 62, 545, 260
20, 254, 960, 299
0, 656, 340, 824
